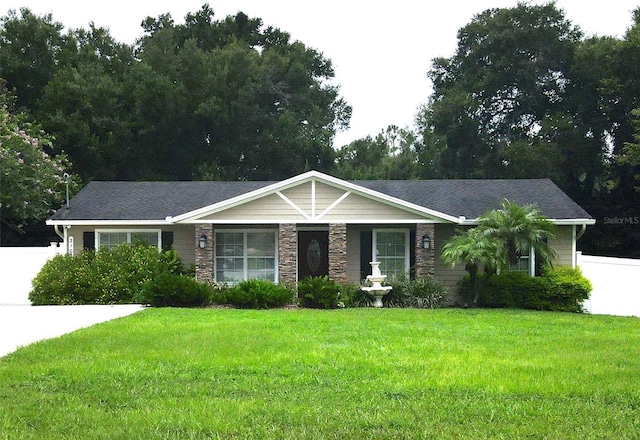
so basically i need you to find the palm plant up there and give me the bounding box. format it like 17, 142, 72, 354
441, 227, 499, 304
441, 200, 557, 305
478, 199, 556, 270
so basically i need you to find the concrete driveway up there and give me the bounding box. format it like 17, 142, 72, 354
0, 304, 145, 358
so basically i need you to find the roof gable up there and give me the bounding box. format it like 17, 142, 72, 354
171, 171, 459, 223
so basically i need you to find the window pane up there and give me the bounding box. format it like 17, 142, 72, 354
510, 256, 530, 272
376, 231, 407, 280
376, 232, 405, 257
216, 233, 244, 257
215, 231, 277, 284
216, 257, 244, 284
247, 257, 276, 282
379, 257, 406, 280
132, 232, 158, 246
247, 232, 275, 256
99, 232, 127, 251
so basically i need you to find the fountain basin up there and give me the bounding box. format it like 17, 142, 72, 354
362, 262, 392, 308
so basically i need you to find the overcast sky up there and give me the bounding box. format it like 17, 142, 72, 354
3, 1, 639, 147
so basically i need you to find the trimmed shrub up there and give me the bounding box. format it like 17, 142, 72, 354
339, 282, 374, 308
137, 273, 213, 307
458, 266, 592, 312
385, 275, 448, 308
406, 277, 449, 309
543, 266, 592, 312
298, 276, 342, 309
479, 272, 545, 309
29, 244, 182, 305
216, 279, 294, 309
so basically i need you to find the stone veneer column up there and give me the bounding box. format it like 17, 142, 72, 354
415, 223, 435, 278
195, 224, 214, 283
278, 224, 297, 287
328, 223, 348, 284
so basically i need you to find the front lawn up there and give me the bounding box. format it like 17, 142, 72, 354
1, 308, 638, 439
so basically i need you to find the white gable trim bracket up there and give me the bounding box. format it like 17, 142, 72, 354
276, 191, 311, 220
276, 187, 352, 221
317, 191, 351, 220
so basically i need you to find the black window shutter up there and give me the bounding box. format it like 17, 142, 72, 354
360, 231, 373, 281
162, 231, 174, 251
83, 232, 95, 250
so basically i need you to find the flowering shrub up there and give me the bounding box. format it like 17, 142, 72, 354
0, 85, 78, 234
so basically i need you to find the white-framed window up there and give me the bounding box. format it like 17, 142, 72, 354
372, 229, 410, 280
509, 246, 535, 275
96, 229, 161, 252
215, 230, 277, 284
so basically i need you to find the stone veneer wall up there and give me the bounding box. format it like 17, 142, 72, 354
195, 224, 214, 283
328, 223, 348, 284
415, 223, 435, 278
278, 223, 297, 287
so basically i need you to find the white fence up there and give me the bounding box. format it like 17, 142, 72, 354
578, 252, 640, 317
1, 245, 637, 315
0, 243, 64, 305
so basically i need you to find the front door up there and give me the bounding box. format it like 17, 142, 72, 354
298, 231, 329, 279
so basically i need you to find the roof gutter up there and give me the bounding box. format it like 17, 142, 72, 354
458, 218, 596, 226
46, 219, 174, 226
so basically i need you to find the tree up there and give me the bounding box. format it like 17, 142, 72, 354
620, 108, 640, 189
135, 5, 351, 180
334, 125, 422, 180
0, 8, 75, 109
1, 5, 351, 182
478, 199, 556, 269
0, 84, 77, 243
426, 3, 582, 179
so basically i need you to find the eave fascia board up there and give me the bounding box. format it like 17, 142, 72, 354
46, 219, 173, 226
458, 218, 596, 226
181, 218, 450, 225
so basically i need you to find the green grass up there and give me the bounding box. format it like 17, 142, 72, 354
1, 308, 638, 439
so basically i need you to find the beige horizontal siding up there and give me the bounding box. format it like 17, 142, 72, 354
553, 225, 574, 267
433, 223, 468, 295
200, 193, 303, 221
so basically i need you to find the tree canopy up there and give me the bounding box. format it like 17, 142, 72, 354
0, 5, 351, 182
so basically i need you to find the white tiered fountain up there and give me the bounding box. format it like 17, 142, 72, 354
361, 262, 393, 308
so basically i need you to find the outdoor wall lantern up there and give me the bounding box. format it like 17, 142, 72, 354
198, 234, 208, 249
422, 234, 431, 250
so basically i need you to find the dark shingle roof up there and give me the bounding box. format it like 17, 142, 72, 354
49, 178, 591, 222
356, 179, 591, 220
49, 181, 275, 221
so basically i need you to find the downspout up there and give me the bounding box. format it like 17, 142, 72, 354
576, 224, 587, 241
54, 224, 64, 240
573, 224, 587, 268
